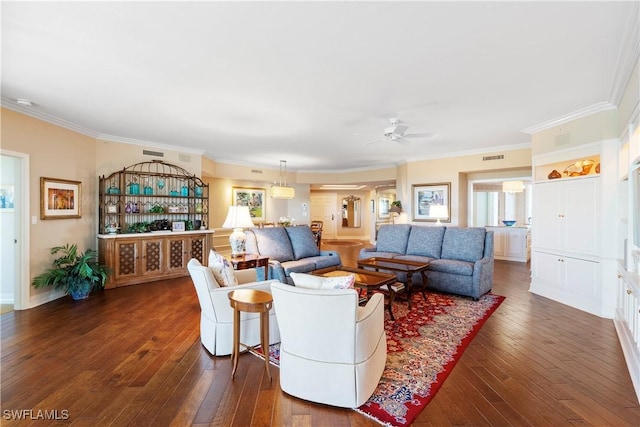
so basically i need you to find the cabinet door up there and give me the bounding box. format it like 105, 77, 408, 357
114, 240, 140, 281
505, 229, 526, 259
532, 178, 599, 256
492, 228, 505, 256
532, 182, 561, 250
562, 256, 598, 297
166, 237, 187, 273
531, 251, 562, 288
141, 238, 164, 277
188, 234, 208, 265
562, 179, 599, 256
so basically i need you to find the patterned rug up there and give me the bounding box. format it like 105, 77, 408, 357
252, 291, 505, 426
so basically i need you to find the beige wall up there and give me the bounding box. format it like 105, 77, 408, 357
96, 139, 202, 178
1, 108, 98, 302
531, 109, 618, 156
402, 148, 532, 226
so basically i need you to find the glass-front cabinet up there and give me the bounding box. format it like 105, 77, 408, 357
98, 160, 209, 234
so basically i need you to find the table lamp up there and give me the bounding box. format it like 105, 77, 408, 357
389, 205, 402, 224
430, 205, 448, 226
222, 206, 255, 257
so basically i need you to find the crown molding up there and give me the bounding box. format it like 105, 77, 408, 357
1, 97, 205, 155
520, 102, 617, 135
1, 97, 100, 138
609, 1, 640, 106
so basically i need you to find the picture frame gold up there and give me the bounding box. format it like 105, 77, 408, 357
40, 177, 82, 220
412, 182, 451, 222
232, 187, 265, 221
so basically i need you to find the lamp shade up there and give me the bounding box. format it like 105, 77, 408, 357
430, 204, 448, 219
502, 180, 524, 193
430, 205, 448, 226
270, 186, 295, 199
222, 206, 255, 257
222, 206, 255, 229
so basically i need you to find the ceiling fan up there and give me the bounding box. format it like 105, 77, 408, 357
362, 118, 435, 145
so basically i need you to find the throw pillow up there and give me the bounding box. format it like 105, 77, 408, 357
290, 272, 355, 290
208, 251, 238, 287
284, 226, 320, 260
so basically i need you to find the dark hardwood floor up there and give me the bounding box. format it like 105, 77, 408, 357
2, 240, 639, 426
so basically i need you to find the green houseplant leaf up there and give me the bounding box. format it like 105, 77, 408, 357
32, 243, 110, 299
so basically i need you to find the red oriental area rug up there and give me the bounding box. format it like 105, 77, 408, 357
253, 291, 505, 427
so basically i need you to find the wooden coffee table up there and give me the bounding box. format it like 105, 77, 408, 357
357, 257, 430, 310
312, 266, 400, 320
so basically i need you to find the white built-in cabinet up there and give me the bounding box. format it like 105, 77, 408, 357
615, 265, 640, 399
532, 177, 600, 257
530, 145, 603, 315
487, 226, 530, 262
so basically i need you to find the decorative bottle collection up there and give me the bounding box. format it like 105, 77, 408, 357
98, 160, 209, 234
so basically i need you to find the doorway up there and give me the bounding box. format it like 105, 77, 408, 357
310, 193, 337, 240
0, 150, 29, 311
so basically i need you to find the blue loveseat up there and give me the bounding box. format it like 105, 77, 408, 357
359, 224, 494, 300
244, 225, 342, 285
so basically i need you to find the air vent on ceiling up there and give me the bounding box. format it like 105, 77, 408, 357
251, 169, 263, 174
482, 154, 504, 161
143, 150, 164, 157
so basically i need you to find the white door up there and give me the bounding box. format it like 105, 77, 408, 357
0, 151, 27, 310
310, 193, 337, 240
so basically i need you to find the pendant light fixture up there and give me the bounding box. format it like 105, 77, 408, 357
502, 180, 524, 194
271, 160, 295, 199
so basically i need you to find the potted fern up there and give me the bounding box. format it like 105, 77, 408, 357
32, 243, 110, 300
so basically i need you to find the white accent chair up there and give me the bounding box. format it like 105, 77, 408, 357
187, 258, 281, 356
270, 281, 387, 408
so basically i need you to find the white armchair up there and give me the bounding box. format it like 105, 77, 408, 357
270, 282, 387, 408
187, 258, 281, 356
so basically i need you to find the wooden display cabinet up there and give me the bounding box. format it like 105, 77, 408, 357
99, 231, 212, 288
98, 160, 213, 288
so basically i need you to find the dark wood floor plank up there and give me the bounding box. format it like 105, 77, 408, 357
1, 242, 638, 427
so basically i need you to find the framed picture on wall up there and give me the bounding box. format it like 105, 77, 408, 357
412, 182, 451, 222
377, 196, 392, 219
232, 187, 265, 221
40, 177, 82, 219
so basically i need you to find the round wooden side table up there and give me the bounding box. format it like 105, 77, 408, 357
227, 289, 273, 380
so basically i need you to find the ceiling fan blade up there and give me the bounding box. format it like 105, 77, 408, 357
402, 132, 437, 139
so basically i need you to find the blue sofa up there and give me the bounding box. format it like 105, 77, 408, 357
244, 225, 342, 285
359, 224, 494, 300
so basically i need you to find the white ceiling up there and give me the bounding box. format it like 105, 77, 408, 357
1, 1, 636, 173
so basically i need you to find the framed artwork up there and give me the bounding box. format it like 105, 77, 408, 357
412, 182, 451, 222
171, 221, 185, 232
377, 196, 392, 219
232, 187, 265, 221
40, 177, 82, 219
0, 185, 15, 212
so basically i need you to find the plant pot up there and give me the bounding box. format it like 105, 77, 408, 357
70, 289, 90, 300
